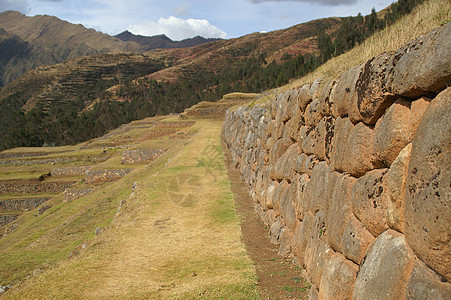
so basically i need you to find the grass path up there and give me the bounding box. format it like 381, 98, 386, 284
3, 119, 259, 299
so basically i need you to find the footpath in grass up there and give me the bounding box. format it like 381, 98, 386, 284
2, 119, 259, 299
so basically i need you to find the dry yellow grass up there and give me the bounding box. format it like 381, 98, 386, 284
2, 119, 259, 299
283, 0, 451, 89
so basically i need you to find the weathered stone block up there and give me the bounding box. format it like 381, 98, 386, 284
269, 217, 285, 244
330, 117, 374, 177
406, 259, 451, 300
304, 80, 334, 126
303, 162, 331, 214
273, 144, 299, 181
342, 216, 375, 265
330, 64, 363, 123
292, 173, 309, 221
388, 23, 451, 98
264, 181, 278, 209
404, 87, 451, 281
355, 53, 397, 124
353, 230, 415, 300
294, 153, 307, 174
273, 179, 289, 216
280, 188, 297, 233
292, 212, 314, 267
300, 116, 334, 161
269, 137, 293, 165
351, 168, 389, 237
297, 83, 312, 111
383, 143, 411, 233
319, 253, 358, 300
278, 227, 293, 257
372, 99, 413, 167
325, 173, 356, 253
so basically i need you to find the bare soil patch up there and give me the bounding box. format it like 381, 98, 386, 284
223, 142, 310, 300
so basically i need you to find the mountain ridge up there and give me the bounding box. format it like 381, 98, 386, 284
115, 30, 221, 49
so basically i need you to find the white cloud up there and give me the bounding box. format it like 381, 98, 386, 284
127, 16, 227, 41
0, 0, 30, 13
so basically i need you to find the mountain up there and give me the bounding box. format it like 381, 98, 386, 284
115, 30, 221, 50
0, 28, 57, 86
0, 11, 148, 86
0, 0, 426, 150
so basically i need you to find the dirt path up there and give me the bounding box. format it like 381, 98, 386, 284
223, 141, 310, 300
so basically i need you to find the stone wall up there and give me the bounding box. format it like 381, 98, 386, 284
0, 197, 51, 211
51, 166, 90, 177
154, 121, 195, 128
0, 215, 19, 227
141, 129, 178, 140
64, 188, 93, 202
121, 149, 166, 164
0, 180, 76, 194
84, 169, 133, 184
223, 23, 450, 299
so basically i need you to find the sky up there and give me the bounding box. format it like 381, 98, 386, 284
0, 0, 396, 41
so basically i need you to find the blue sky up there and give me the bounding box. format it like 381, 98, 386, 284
1, 0, 396, 40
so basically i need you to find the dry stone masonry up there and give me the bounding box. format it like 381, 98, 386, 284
0, 197, 51, 211
64, 188, 93, 202
121, 149, 166, 164
51, 166, 90, 177
223, 23, 451, 299
0, 180, 76, 194
84, 169, 133, 184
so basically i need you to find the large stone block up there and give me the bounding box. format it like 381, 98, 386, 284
292, 214, 312, 267
319, 253, 358, 300
269, 217, 285, 244
325, 173, 356, 253
388, 23, 451, 98
273, 144, 300, 181
300, 116, 334, 161
303, 162, 331, 214
294, 153, 307, 174
342, 216, 375, 265
352, 230, 415, 300
272, 180, 290, 216
355, 53, 397, 124
406, 259, 451, 300
305, 236, 330, 288
283, 117, 301, 142
330, 64, 363, 123
269, 137, 293, 165
278, 227, 294, 257
292, 173, 309, 221
298, 83, 312, 111
264, 181, 278, 210
351, 168, 389, 237
280, 187, 297, 233
330, 117, 374, 177
404, 87, 451, 281
304, 80, 334, 126
372, 99, 413, 167
383, 143, 411, 233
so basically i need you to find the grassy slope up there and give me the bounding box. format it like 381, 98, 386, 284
1, 117, 259, 299
289, 0, 451, 88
